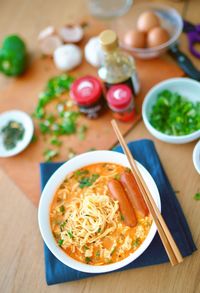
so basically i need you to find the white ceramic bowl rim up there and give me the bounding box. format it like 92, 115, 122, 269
193, 140, 200, 174
120, 2, 183, 53
142, 77, 200, 142
38, 150, 161, 274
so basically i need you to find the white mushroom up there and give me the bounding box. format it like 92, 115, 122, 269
58, 25, 84, 43
38, 26, 63, 56
84, 36, 103, 67
53, 44, 82, 71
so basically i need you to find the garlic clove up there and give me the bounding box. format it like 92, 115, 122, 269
58, 25, 84, 43
84, 36, 103, 67
53, 44, 82, 71
38, 26, 63, 56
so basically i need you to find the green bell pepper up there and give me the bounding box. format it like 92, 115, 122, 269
0, 35, 27, 76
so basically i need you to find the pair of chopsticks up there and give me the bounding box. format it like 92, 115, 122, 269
111, 119, 183, 266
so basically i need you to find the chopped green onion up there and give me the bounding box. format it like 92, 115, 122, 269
149, 90, 200, 136
58, 239, 64, 246
194, 192, 200, 201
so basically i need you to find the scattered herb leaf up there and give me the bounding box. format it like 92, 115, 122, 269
79, 174, 100, 188
67, 230, 74, 239
50, 136, 62, 146
85, 257, 91, 264
194, 192, 200, 201
95, 251, 100, 257
43, 149, 59, 162
77, 125, 88, 141
59, 205, 65, 213
58, 239, 64, 246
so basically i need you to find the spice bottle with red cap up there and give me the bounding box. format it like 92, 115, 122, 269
106, 84, 135, 122
70, 75, 104, 119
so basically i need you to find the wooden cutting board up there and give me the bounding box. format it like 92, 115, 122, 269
0, 21, 184, 206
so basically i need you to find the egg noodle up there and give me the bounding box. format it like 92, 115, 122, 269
60, 192, 119, 252
50, 163, 152, 265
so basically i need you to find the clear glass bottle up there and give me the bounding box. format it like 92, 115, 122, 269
98, 30, 140, 96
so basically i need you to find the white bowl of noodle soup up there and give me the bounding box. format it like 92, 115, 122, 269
38, 150, 161, 273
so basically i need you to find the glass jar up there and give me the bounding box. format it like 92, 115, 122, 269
106, 84, 135, 122
70, 75, 104, 119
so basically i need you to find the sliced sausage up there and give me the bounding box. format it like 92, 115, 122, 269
120, 171, 149, 217
108, 179, 137, 227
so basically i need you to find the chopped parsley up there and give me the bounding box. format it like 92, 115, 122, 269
97, 228, 101, 233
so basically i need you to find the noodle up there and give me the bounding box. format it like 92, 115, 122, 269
50, 163, 152, 265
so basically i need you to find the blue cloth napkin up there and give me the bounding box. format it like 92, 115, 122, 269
40, 139, 196, 285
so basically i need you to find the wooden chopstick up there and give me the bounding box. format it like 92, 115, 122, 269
111, 119, 183, 266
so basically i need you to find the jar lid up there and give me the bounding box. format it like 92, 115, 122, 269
70, 76, 102, 106
107, 84, 132, 110
99, 30, 118, 52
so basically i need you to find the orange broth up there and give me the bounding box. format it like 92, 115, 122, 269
50, 163, 152, 265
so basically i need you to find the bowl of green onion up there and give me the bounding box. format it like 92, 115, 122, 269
142, 78, 200, 144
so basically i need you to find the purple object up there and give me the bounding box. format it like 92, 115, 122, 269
183, 20, 200, 59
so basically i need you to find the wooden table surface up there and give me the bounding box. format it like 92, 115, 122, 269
0, 0, 199, 292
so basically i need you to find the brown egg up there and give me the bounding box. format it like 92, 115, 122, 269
123, 29, 146, 48
147, 27, 170, 48
137, 11, 160, 33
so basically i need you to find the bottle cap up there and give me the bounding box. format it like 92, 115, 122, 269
107, 84, 132, 110
70, 75, 102, 106
99, 30, 118, 52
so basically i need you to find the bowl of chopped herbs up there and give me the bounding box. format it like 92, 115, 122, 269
0, 110, 34, 157
142, 78, 200, 144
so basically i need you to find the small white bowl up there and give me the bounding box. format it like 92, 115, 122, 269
142, 78, 200, 144
193, 140, 200, 174
38, 150, 161, 274
0, 110, 34, 157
